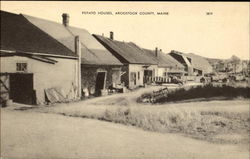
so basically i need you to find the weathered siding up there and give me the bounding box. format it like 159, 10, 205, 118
1, 56, 78, 104
81, 65, 121, 95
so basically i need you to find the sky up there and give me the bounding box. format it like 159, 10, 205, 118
1, 1, 249, 60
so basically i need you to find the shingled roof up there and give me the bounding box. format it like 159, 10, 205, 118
93, 34, 157, 65
186, 53, 213, 73
23, 14, 122, 65
142, 49, 184, 69
170, 50, 213, 74
0, 10, 76, 57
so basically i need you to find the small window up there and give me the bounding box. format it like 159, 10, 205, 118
138, 71, 140, 80
16, 63, 27, 72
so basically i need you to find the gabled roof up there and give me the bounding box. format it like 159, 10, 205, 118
23, 14, 122, 65
170, 50, 213, 73
142, 49, 184, 68
93, 34, 157, 65
0, 10, 76, 58
186, 53, 213, 73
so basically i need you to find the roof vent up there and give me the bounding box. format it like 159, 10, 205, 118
62, 13, 69, 27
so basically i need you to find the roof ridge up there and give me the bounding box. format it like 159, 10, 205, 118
93, 35, 129, 64
22, 13, 87, 32
23, 13, 106, 59
18, 14, 76, 57
94, 34, 157, 65
63, 27, 99, 58
1, 10, 19, 16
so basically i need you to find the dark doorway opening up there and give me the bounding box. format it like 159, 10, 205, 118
95, 72, 106, 96
144, 70, 153, 84
9, 73, 36, 105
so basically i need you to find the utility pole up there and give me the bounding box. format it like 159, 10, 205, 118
75, 36, 82, 99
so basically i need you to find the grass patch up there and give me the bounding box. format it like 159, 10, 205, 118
38, 101, 250, 145
101, 107, 249, 144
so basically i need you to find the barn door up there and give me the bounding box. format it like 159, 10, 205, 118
9, 73, 35, 105
95, 72, 106, 95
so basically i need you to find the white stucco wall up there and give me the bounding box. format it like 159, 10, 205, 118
1, 56, 78, 104
158, 67, 166, 77
128, 64, 143, 89
147, 65, 158, 77
128, 64, 158, 89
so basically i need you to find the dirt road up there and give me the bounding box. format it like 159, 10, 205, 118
1, 109, 248, 159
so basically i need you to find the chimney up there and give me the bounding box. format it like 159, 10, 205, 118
62, 13, 69, 27
110, 31, 114, 40
155, 47, 158, 57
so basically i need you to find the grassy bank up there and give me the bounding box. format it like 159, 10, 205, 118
37, 100, 249, 145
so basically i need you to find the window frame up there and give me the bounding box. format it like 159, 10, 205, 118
16, 62, 28, 72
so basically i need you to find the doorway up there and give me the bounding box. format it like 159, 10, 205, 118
9, 73, 35, 105
144, 70, 153, 84
95, 72, 106, 95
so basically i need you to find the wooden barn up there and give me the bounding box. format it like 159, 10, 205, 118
0, 11, 123, 105
0, 11, 81, 105
24, 13, 123, 97
169, 50, 213, 76
93, 32, 158, 89
142, 48, 185, 78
